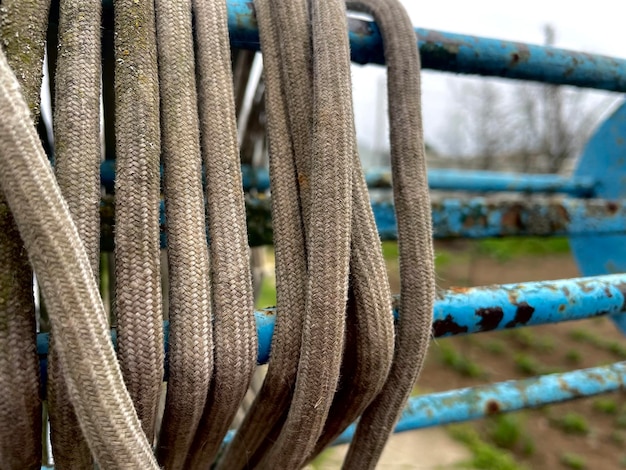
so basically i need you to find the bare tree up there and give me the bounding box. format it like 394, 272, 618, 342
443, 24, 614, 174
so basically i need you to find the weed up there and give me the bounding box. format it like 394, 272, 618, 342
448, 424, 526, 470
606, 341, 626, 359
513, 353, 543, 376
438, 342, 486, 378
564, 350, 582, 365
560, 452, 587, 470
592, 397, 618, 414
551, 412, 589, 435
508, 330, 554, 353
486, 414, 535, 457
484, 340, 506, 354
568, 329, 598, 344
487, 415, 522, 450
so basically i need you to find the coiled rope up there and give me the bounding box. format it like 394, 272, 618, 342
0, 0, 434, 468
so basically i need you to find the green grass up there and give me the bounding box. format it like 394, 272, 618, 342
568, 329, 626, 359
477, 237, 570, 262
483, 414, 535, 457
448, 424, 527, 470
592, 397, 618, 414
564, 350, 582, 365
438, 342, 486, 378
513, 353, 545, 376
560, 452, 587, 470
255, 275, 277, 308
482, 339, 507, 354
551, 412, 590, 435
508, 330, 555, 353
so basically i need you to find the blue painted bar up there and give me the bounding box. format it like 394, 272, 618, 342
100, 162, 596, 196
223, 0, 626, 92
98, 196, 626, 249
36, 274, 626, 369
38, 362, 626, 467
335, 362, 626, 444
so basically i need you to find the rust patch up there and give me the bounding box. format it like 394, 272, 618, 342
509, 44, 531, 65
449, 286, 472, 294
578, 281, 594, 293
463, 215, 487, 229
558, 304, 566, 312
502, 206, 523, 231
555, 204, 570, 223
433, 315, 468, 337
476, 307, 504, 332
605, 286, 613, 298
607, 201, 619, 214
505, 302, 535, 328
485, 400, 501, 415
558, 378, 582, 397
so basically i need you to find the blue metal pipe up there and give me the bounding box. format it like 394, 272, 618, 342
101, 162, 596, 196
36, 274, 626, 368
335, 362, 626, 444
98, 195, 626, 249
39, 361, 626, 467
223, 0, 626, 92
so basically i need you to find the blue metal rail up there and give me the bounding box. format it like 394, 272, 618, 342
224, 0, 626, 92
35, 275, 626, 451
100, 162, 597, 197
335, 362, 626, 444
36, 273, 626, 370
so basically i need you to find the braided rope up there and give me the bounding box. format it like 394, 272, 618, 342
0, 42, 159, 470
184, 0, 257, 466
0, 1, 50, 468
342, 1, 436, 467
47, 0, 102, 467
113, 0, 164, 442
0, 1, 433, 468
154, 0, 213, 468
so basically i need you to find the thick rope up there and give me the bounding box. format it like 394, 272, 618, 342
154, 1, 213, 468
252, 0, 354, 467
341, 1, 436, 467
219, 0, 395, 467
0, 1, 50, 468
114, 0, 164, 442
216, 1, 310, 467
0, 43, 159, 470
0, 2, 433, 468
184, 0, 257, 466
47, 0, 102, 467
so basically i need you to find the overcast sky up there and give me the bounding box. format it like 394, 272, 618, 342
352, 0, 625, 154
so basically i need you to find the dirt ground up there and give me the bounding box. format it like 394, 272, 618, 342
412, 241, 626, 469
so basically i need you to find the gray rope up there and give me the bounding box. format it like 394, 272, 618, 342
48, 0, 102, 467
0, 1, 50, 468
154, 0, 213, 468
0, 42, 159, 470
183, 0, 257, 466
113, 0, 164, 443
342, 0, 436, 467
0, 2, 433, 468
